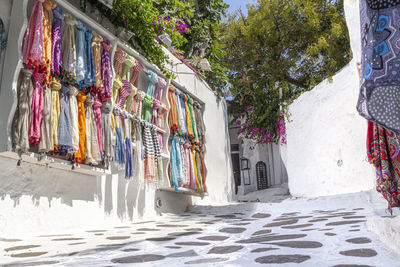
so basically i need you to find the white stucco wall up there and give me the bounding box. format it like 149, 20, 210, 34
286, 0, 375, 197
0, 0, 233, 236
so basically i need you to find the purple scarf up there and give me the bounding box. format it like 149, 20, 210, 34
51, 6, 64, 74
100, 39, 112, 102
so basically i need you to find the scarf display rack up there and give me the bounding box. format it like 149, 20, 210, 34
7, 0, 208, 197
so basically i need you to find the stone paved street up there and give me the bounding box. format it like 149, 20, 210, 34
1, 192, 399, 266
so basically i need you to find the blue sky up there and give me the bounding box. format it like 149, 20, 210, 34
224, 0, 255, 15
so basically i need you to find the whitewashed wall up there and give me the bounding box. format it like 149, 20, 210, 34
0, 0, 233, 236
286, 0, 375, 197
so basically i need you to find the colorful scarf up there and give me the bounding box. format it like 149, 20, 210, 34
100, 39, 112, 102
51, 5, 63, 75
22, 0, 44, 65
29, 70, 45, 146
75, 91, 87, 163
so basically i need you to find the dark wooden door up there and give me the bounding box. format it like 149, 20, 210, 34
256, 161, 268, 190
231, 154, 241, 194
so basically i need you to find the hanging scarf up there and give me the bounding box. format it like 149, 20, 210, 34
0, 18, 7, 58
154, 77, 166, 101
199, 149, 207, 193
50, 78, 61, 147
126, 84, 138, 114
195, 148, 204, 194
68, 85, 79, 152
157, 102, 168, 130
194, 101, 206, 146
22, 0, 44, 65
177, 91, 188, 136
113, 48, 126, 77
189, 97, 198, 143
170, 135, 180, 191
174, 89, 185, 135
51, 5, 63, 75
114, 113, 125, 164
85, 94, 101, 164
100, 39, 112, 102
15, 68, 34, 156
157, 132, 164, 149
192, 146, 201, 193
112, 75, 123, 103
179, 138, 188, 186
117, 80, 131, 109
367, 120, 400, 212
143, 124, 155, 182
42, 0, 56, 81
146, 70, 158, 97
62, 14, 76, 75
101, 99, 113, 167
91, 31, 103, 90
174, 135, 183, 186
151, 127, 162, 183
75, 91, 87, 163
57, 84, 72, 154
93, 96, 103, 157
84, 28, 95, 87
75, 21, 86, 83
130, 59, 143, 87
168, 85, 178, 132
188, 145, 197, 191
183, 94, 193, 138
125, 118, 134, 179
135, 91, 146, 118
122, 55, 136, 81
38, 80, 52, 152
132, 119, 142, 178
187, 95, 197, 140
358, 1, 400, 133
183, 140, 193, 187
142, 94, 153, 122
29, 71, 45, 146
152, 99, 160, 125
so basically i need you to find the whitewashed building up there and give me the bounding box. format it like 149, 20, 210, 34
0, 0, 234, 236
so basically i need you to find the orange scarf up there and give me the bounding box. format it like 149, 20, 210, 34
75, 91, 87, 163
168, 85, 178, 132
42, 0, 56, 81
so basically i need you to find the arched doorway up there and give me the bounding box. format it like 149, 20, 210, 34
256, 161, 268, 190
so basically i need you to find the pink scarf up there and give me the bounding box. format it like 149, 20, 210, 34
93, 96, 103, 156
29, 70, 45, 146
22, 0, 45, 65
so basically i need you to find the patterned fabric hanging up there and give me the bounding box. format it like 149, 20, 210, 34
183, 94, 193, 138
14, 68, 34, 156
50, 78, 61, 147
113, 48, 126, 77
57, 84, 73, 154
132, 120, 142, 178
189, 96, 198, 143
358, 1, 400, 133
151, 127, 162, 182
50, 5, 63, 75
195, 148, 205, 194
199, 150, 207, 193
62, 14, 76, 75
116, 80, 131, 109
112, 75, 123, 103
126, 84, 137, 114
100, 39, 112, 102
135, 91, 146, 118
194, 101, 206, 146
29, 70, 45, 146
75, 91, 87, 164
176, 89, 187, 135
130, 58, 143, 87
367, 120, 400, 212
22, 0, 44, 65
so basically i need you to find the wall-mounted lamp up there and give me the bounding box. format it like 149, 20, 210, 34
159, 33, 172, 48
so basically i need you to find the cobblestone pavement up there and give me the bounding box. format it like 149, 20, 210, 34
1, 193, 399, 266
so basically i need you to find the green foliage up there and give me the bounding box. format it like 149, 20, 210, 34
223, 0, 352, 144
83, 0, 229, 93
